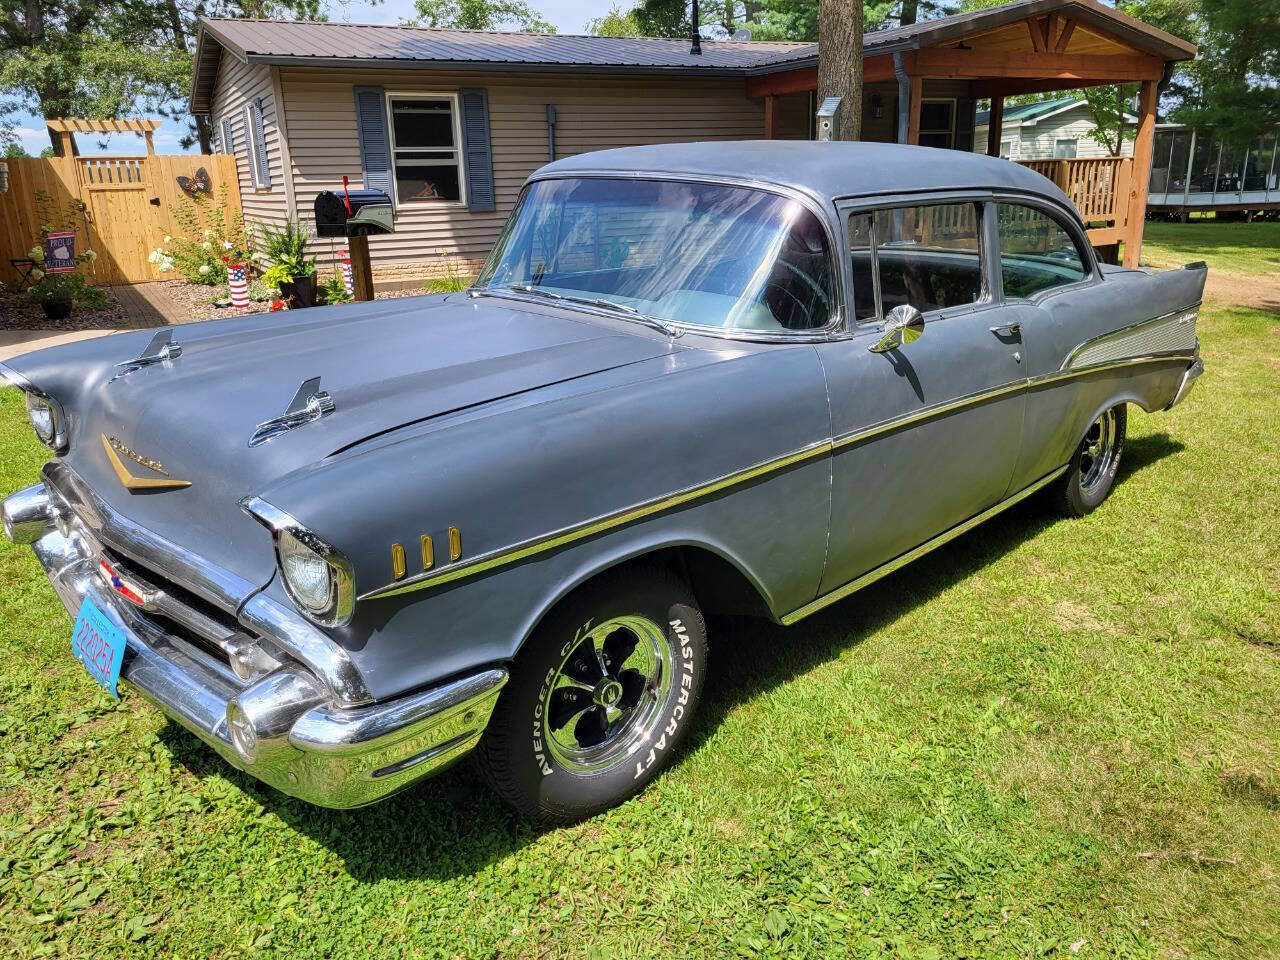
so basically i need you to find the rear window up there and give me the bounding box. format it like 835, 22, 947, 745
997, 203, 1089, 298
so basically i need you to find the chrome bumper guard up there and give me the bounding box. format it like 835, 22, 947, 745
4, 480, 507, 809
1166, 354, 1204, 410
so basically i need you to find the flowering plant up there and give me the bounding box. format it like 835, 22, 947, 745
27, 191, 105, 314
152, 186, 253, 285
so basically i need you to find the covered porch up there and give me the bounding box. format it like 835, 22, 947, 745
747, 0, 1197, 266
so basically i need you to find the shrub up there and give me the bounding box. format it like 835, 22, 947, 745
26, 191, 105, 315
259, 219, 316, 281
151, 188, 254, 285
318, 271, 352, 305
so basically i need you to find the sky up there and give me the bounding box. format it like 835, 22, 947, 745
10, 0, 605, 156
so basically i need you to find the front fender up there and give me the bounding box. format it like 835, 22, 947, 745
250, 343, 833, 701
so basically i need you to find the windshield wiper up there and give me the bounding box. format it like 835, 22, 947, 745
502, 284, 683, 338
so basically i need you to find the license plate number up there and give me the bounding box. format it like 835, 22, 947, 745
71, 597, 127, 698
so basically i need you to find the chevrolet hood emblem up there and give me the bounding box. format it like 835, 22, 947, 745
101, 434, 191, 491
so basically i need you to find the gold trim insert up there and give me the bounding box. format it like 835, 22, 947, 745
101, 434, 191, 491
391, 543, 407, 580
420, 535, 435, 572
448, 526, 462, 562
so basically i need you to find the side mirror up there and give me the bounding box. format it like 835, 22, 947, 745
870, 304, 925, 353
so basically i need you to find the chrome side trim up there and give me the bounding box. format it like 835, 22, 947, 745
779, 464, 1070, 625
1062, 304, 1200, 371
360, 351, 1193, 602
360, 438, 833, 601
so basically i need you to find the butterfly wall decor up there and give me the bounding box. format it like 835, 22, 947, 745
176, 167, 212, 197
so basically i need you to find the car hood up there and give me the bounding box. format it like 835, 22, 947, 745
16, 295, 677, 599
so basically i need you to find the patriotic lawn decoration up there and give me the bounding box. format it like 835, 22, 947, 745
227, 262, 249, 307
44, 232, 76, 274
339, 250, 354, 297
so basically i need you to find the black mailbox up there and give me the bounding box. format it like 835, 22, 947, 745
314, 188, 394, 237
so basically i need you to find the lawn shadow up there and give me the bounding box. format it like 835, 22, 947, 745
158, 431, 1182, 883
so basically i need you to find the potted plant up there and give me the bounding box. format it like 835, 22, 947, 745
260, 219, 318, 308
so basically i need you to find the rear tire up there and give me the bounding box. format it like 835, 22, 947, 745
1049, 403, 1127, 517
473, 565, 708, 825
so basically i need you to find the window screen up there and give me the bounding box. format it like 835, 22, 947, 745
997, 203, 1088, 298
389, 97, 462, 203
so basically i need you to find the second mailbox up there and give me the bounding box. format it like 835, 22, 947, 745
314, 189, 394, 237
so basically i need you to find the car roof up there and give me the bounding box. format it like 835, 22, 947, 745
535, 140, 1073, 210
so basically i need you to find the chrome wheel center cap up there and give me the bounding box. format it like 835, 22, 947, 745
594, 679, 624, 708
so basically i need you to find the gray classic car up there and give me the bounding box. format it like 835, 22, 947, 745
2, 142, 1205, 823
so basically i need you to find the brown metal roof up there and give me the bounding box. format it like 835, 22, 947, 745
190, 0, 1196, 113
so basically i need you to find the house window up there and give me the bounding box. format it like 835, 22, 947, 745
1000, 138, 1015, 159
388, 94, 464, 204
918, 99, 955, 149
1054, 138, 1078, 159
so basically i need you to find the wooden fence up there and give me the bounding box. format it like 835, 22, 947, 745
1019, 156, 1133, 247
0, 153, 241, 287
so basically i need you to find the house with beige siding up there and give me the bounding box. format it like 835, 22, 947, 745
188, 0, 1196, 280
973, 96, 1137, 161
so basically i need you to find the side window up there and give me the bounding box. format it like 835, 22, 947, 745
996, 203, 1088, 298
848, 202, 984, 320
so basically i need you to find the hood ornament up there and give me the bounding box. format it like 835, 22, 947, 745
110, 330, 182, 382
249, 376, 336, 447
101, 434, 191, 491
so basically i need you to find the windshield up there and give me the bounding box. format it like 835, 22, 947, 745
475, 177, 837, 333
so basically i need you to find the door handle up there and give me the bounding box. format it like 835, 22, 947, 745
989, 322, 1021, 338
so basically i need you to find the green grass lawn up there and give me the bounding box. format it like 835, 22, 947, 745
2, 224, 1278, 959
1142, 219, 1280, 274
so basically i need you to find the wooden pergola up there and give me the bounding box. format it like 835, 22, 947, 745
747, 0, 1197, 267
46, 118, 163, 157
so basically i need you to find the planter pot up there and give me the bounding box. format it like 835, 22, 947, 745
277, 280, 296, 305
292, 274, 317, 308
40, 298, 73, 320
227, 263, 249, 308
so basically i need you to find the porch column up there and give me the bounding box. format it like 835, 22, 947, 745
905, 76, 923, 145
764, 94, 777, 139
986, 96, 1004, 157
1123, 78, 1159, 267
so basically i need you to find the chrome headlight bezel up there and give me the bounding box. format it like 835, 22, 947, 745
25, 392, 58, 446
240, 496, 355, 628
3, 362, 67, 452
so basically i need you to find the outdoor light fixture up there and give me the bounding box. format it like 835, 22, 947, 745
871, 93, 884, 120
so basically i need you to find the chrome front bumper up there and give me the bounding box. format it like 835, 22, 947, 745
3, 478, 507, 809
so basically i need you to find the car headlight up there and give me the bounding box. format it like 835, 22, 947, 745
240, 496, 355, 627
25, 392, 63, 449
279, 529, 336, 616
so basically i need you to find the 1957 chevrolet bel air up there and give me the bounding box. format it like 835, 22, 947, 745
2, 142, 1205, 823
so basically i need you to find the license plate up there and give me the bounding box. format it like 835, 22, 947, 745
71, 597, 128, 698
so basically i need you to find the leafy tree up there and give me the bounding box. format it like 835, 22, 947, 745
409, 0, 555, 32
587, 5, 645, 36
1082, 84, 1138, 155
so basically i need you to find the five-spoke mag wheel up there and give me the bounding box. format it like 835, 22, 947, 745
544, 616, 673, 771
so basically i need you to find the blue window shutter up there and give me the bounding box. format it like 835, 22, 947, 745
353, 85, 393, 206
250, 98, 271, 188
459, 88, 495, 213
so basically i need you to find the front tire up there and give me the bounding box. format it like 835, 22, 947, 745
474, 565, 708, 825
1049, 403, 1127, 517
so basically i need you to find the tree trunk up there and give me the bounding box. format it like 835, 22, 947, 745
900, 0, 918, 27
819, 0, 863, 141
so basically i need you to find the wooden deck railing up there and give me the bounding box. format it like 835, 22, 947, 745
1018, 156, 1133, 247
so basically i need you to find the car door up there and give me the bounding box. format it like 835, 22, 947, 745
989, 199, 1134, 492
813, 195, 1027, 598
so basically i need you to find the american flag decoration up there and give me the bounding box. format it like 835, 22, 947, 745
227, 262, 249, 307
339, 250, 354, 296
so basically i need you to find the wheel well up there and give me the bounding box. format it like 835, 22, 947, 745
517, 545, 773, 655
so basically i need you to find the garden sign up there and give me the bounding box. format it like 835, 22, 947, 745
44, 232, 76, 274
